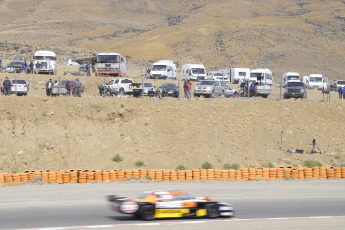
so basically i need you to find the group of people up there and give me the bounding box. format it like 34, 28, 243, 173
338, 86, 345, 99
20, 59, 41, 74
183, 80, 192, 99
45, 78, 83, 97
148, 87, 168, 98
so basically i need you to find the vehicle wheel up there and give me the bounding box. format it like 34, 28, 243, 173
284, 96, 288, 99
233, 92, 238, 98
206, 203, 219, 219
139, 205, 155, 221
263, 95, 268, 98
211, 91, 215, 98
119, 88, 125, 95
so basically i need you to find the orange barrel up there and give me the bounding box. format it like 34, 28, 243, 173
200, 169, 207, 180
41, 171, 49, 182
20, 172, 29, 182
221, 170, 229, 180
4, 174, 13, 183
28, 172, 36, 182
262, 168, 270, 179
109, 170, 117, 181
297, 168, 305, 180
55, 171, 63, 184
102, 171, 110, 182
0, 173, 4, 183
319, 167, 327, 179
117, 170, 125, 181
256, 168, 263, 178
48, 171, 57, 183
125, 170, 133, 179
335, 167, 341, 179
248, 168, 256, 181
192, 169, 201, 181
86, 171, 95, 182
312, 167, 320, 179
291, 168, 298, 179
78, 171, 87, 184
284, 166, 292, 178
12, 173, 21, 183
155, 170, 163, 181
132, 170, 140, 179
185, 170, 193, 181
241, 168, 249, 181
147, 170, 156, 180
214, 169, 221, 181
139, 170, 147, 179
304, 168, 313, 179
62, 171, 70, 184
207, 169, 215, 181
269, 168, 277, 180
163, 170, 170, 181
170, 170, 178, 181
228, 169, 236, 180
177, 170, 186, 180
94, 170, 102, 182
235, 170, 242, 181
326, 167, 335, 179
69, 170, 78, 183
341, 167, 345, 178
277, 167, 284, 180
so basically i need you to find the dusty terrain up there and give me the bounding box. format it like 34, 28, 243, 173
0, 1, 345, 173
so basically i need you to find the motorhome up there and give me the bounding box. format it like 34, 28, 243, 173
250, 68, 273, 85
33, 50, 57, 74
207, 71, 227, 82
281, 72, 301, 86
229, 68, 250, 84
181, 63, 207, 81
150, 60, 176, 79
95, 53, 127, 76
304, 74, 328, 90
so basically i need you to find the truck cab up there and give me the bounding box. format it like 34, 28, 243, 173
150, 60, 176, 80
281, 72, 300, 87
33, 50, 57, 75
307, 74, 328, 90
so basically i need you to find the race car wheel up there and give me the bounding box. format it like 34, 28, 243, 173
206, 203, 219, 219
139, 205, 155, 221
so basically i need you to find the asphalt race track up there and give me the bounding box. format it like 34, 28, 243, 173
1, 180, 345, 230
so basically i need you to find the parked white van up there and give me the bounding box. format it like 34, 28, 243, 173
304, 74, 328, 90
150, 60, 176, 79
281, 72, 300, 86
181, 63, 207, 81
250, 68, 273, 85
33, 50, 57, 74
207, 71, 228, 82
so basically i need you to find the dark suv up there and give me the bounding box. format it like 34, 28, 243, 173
284, 81, 306, 99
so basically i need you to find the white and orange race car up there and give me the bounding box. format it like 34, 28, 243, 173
108, 190, 235, 220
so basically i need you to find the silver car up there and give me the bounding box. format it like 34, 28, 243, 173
194, 80, 223, 98
10, 79, 29, 96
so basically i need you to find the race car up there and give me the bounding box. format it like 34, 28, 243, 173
108, 190, 234, 220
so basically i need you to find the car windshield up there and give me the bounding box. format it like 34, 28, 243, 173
250, 73, 264, 80
106, 80, 114, 85
213, 73, 223, 76
11, 79, 26, 84
199, 81, 214, 85
310, 77, 322, 82
144, 83, 153, 87
162, 84, 176, 89
122, 79, 133, 83
191, 68, 205, 75
34, 56, 56, 61
337, 81, 345, 85
152, 65, 167, 71
97, 55, 119, 63
287, 82, 305, 87
287, 76, 299, 81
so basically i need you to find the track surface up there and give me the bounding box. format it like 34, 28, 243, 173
1, 180, 345, 229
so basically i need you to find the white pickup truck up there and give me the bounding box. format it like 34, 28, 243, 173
102, 78, 134, 95
237, 80, 271, 98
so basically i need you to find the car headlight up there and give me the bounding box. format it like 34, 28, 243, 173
301, 89, 305, 93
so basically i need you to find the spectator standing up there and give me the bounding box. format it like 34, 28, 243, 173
72, 78, 82, 97
46, 79, 53, 96
183, 80, 188, 99
35, 61, 41, 74
186, 80, 192, 99
66, 81, 71, 97
338, 86, 343, 99
250, 81, 256, 97
29, 61, 34, 74
23, 59, 28, 73
3, 77, 11, 96
92, 58, 96, 73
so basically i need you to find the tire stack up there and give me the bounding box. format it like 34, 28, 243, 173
248, 168, 256, 181
319, 167, 327, 179
214, 169, 221, 181
185, 170, 193, 181
262, 168, 270, 179
335, 167, 341, 179
312, 167, 320, 179
298, 168, 305, 180
102, 171, 110, 182
125, 170, 133, 180
132, 170, 140, 179
235, 170, 242, 181
221, 170, 228, 180
284, 166, 292, 179
269, 168, 277, 180
326, 167, 335, 179
86, 171, 95, 183
79, 171, 87, 184
177, 170, 186, 181
206, 169, 215, 181
28, 172, 36, 183
200, 169, 207, 180
155, 170, 163, 181
20, 172, 29, 182
228, 169, 236, 180
56, 171, 63, 184
256, 168, 263, 179
139, 170, 147, 179
163, 170, 170, 181
342, 167, 345, 179
192, 169, 201, 181
63, 171, 70, 184
117, 170, 125, 181
5, 174, 12, 183
170, 170, 178, 181
147, 170, 155, 180
277, 167, 284, 180
304, 168, 313, 179
70, 170, 78, 183
241, 168, 249, 181
291, 168, 298, 179
0, 173, 4, 184
41, 171, 49, 182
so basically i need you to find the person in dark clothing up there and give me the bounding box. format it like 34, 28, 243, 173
92, 58, 96, 73
29, 61, 34, 74
3, 77, 11, 96
183, 80, 188, 99
249, 82, 256, 97
148, 88, 155, 98
66, 81, 71, 97
338, 86, 343, 99
162, 87, 168, 98
46, 79, 53, 96
72, 78, 82, 97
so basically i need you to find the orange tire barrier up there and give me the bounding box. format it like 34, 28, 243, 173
298, 168, 305, 180
5, 173, 13, 183
125, 170, 133, 180
155, 170, 163, 181
63, 172, 70, 184
69, 170, 78, 183
235, 170, 242, 181
200, 169, 207, 180
28, 172, 36, 182
221, 170, 229, 180
185, 170, 193, 181
312, 167, 320, 179
20, 173, 29, 182
41, 171, 49, 182
0, 173, 4, 183
228, 169, 236, 180
192, 169, 201, 181
320, 167, 327, 179
256, 168, 263, 178
48, 171, 56, 183
304, 168, 312, 179
56, 171, 63, 184
248, 168, 256, 181
327, 167, 335, 179
214, 169, 221, 181
102, 171, 110, 182
241, 168, 249, 181
284, 166, 292, 178
291, 168, 298, 179
109, 170, 117, 181
269, 168, 277, 180
177, 170, 186, 181
163, 170, 170, 181
147, 170, 155, 180
132, 170, 140, 179
207, 169, 214, 181
117, 170, 125, 181
79, 171, 87, 184
95, 170, 103, 182
335, 167, 341, 179
342, 167, 345, 179
262, 168, 270, 179
277, 167, 284, 180
139, 169, 147, 179
170, 170, 178, 181
86, 171, 95, 182
12, 173, 21, 183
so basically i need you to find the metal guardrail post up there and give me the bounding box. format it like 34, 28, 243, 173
178, 80, 180, 100
15, 75, 17, 96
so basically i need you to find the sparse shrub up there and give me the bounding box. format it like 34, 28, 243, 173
201, 161, 213, 169
112, 154, 123, 162
340, 163, 345, 168
223, 163, 240, 170
121, 104, 125, 108
304, 159, 322, 168
176, 164, 187, 170
145, 175, 152, 180
11, 169, 18, 174
135, 160, 145, 167
262, 162, 275, 168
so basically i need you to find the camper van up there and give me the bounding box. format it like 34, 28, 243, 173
95, 53, 127, 76
33, 50, 57, 74
207, 71, 227, 82
250, 68, 273, 85
230, 68, 250, 84
181, 63, 207, 81
150, 60, 176, 79
304, 74, 328, 90
281, 72, 301, 87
